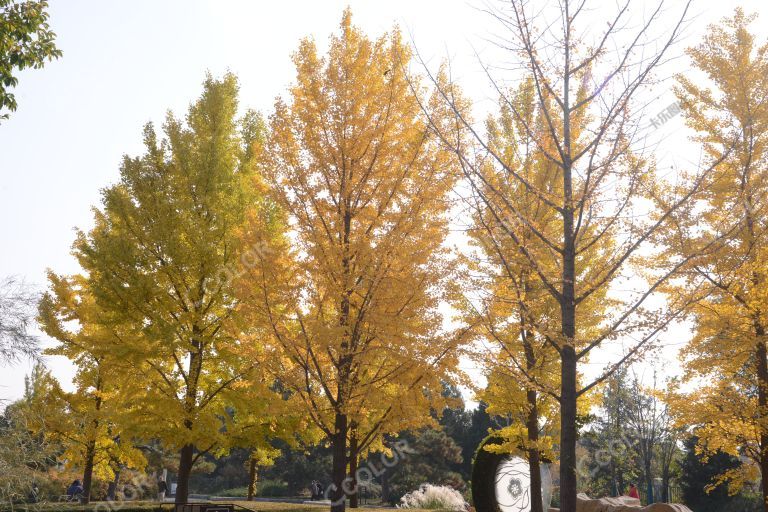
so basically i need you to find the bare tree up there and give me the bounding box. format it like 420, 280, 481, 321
0, 276, 39, 366
624, 372, 676, 504
414, 1, 734, 509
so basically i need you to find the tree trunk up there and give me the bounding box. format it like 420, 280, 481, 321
177, 344, 202, 504
175, 443, 194, 504
331, 412, 349, 512
107, 470, 121, 501
661, 468, 669, 503
559, 57, 578, 505
349, 435, 359, 508
248, 457, 258, 501
645, 461, 653, 504
527, 388, 544, 512
617, 471, 625, 499
560, 345, 578, 512
756, 332, 768, 512
523, 332, 543, 512
81, 373, 103, 504
332, 201, 352, 512
81, 440, 96, 504
381, 467, 390, 504
560, 197, 578, 512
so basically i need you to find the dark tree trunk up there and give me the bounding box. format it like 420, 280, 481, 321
107, 470, 121, 501
175, 443, 194, 504
381, 467, 390, 504
523, 333, 543, 512
349, 435, 359, 508
617, 471, 625, 499
81, 374, 103, 504
248, 457, 258, 501
527, 389, 544, 512
81, 440, 96, 504
645, 461, 653, 504
661, 468, 669, 503
331, 412, 349, 512
559, 54, 578, 506
332, 202, 352, 512
177, 344, 202, 504
756, 332, 768, 512
559, 196, 578, 512
560, 345, 578, 512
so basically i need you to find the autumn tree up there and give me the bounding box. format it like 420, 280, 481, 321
238, 11, 462, 512
455, 79, 575, 512
418, 1, 732, 509
23, 363, 146, 503
0, 0, 61, 121
64, 73, 287, 503
0, 369, 57, 504
34, 273, 152, 503
663, 9, 768, 509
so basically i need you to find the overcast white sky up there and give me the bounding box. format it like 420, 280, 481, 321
1, 0, 766, 405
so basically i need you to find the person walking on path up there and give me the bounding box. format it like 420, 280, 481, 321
158, 479, 168, 502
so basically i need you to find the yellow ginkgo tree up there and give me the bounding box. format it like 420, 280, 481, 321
456, 78, 605, 512
56, 73, 292, 504
237, 11, 463, 512
665, 9, 768, 508
34, 273, 147, 504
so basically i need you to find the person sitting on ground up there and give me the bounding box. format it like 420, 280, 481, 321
627, 482, 640, 499
310, 480, 318, 500
66, 479, 84, 501
28, 483, 39, 503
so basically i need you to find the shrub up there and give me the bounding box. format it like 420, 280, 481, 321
398, 484, 468, 511
213, 486, 248, 497
258, 479, 290, 497
211, 480, 289, 498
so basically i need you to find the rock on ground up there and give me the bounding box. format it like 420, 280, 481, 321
546, 493, 693, 512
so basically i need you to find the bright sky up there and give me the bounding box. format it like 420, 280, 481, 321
1, 0, 766, 404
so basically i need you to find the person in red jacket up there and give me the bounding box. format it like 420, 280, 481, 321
627, 483, 640, 499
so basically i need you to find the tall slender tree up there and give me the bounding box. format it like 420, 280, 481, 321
457, 79, 578, 512
665, 10, 768, 508
65, 74, 286, 503
238, 11, 462, 512
417, 1, 731, 509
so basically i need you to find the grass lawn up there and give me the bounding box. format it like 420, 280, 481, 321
0, 500, 442, 512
